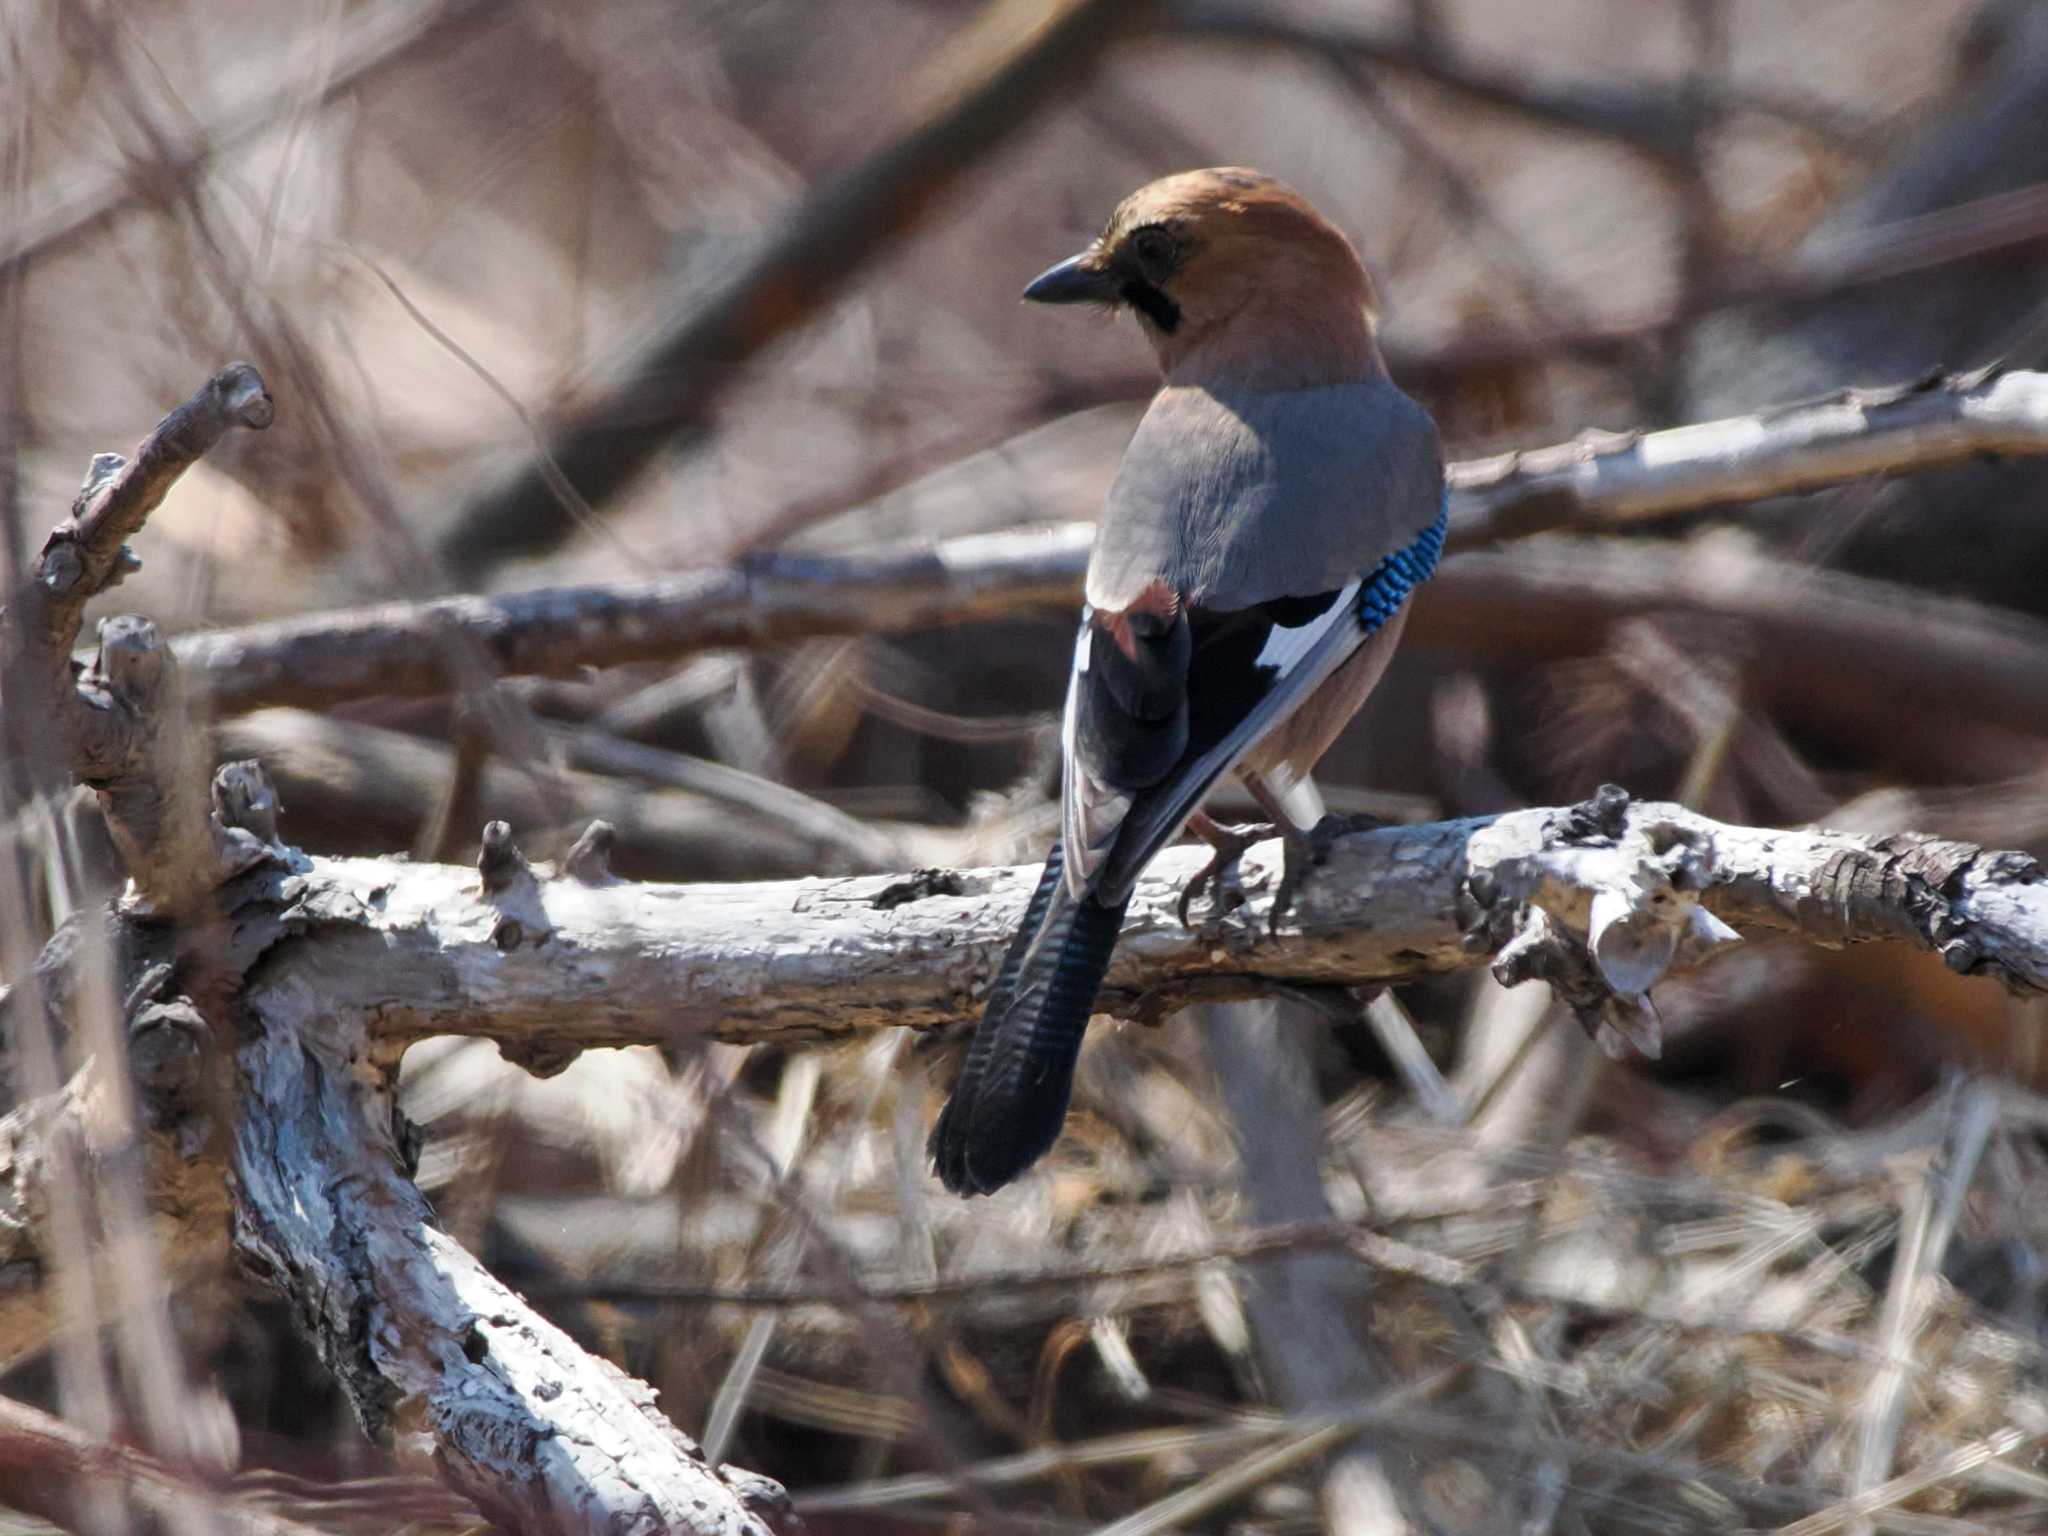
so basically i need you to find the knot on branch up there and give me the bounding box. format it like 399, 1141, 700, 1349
475, 825, 558, 1023
1562, 781, 1633, 842
720, 1464, 803, 1536
209, 759, 294, 884
79, 613, 168, 721
128, 997, 215, 1156
146, 362, 274, 465
1807, 834, 2047, 990
70, 451, 127, 514
209, 360, 276, 432
1466, 787, 1742, 1057
1493, 907, 1665, 1059
560, 819, 616, 885
34, 535, 87, 597
477, 820, 531, 896
211, 760, 281, 843
1808, 833, 1998, 947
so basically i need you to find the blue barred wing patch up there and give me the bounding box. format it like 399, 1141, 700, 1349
1358, 492, 1449, 635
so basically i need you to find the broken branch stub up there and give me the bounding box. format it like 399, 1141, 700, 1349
1468, 786, 1743, 1057
3, 362, 275, 914
3, 367, 798, 1536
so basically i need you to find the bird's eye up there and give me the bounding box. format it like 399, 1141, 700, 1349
1128, 226, 1176, 281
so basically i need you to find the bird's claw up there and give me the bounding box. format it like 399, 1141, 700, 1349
1177, 821, 1274, 928
1268, 812, 1386, 934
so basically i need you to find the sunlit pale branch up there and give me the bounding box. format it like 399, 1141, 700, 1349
1448, 367, 2048, 542
231, 899, 795, 1536
217, 790, 2048, 1065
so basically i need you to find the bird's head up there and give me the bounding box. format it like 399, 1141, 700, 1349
1022, 168, 1381, 387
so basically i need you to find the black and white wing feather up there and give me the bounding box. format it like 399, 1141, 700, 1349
1060, 374, 1445, 904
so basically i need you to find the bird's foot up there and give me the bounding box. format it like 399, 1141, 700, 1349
1177, 820, 1275, 928
1269, 812, 1386, 934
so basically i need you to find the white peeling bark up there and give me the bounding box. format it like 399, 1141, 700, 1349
200, 786, 2046, 1526
222, 789, 2048, 1070
230, 989, 790, 1536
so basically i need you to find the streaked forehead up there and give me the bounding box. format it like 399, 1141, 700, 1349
1105, 167, 1306, 236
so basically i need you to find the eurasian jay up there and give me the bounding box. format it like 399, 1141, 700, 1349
930, 168, 1446, 1196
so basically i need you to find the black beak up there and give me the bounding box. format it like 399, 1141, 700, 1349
1022, 251, 1119, 305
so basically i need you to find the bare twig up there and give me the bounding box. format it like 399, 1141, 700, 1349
0, 1391, 328, 1536
551, 723, 905, 868
808, 1379, 1828, 1524
214, 706, 962, 876
1170, 0, 1883, 164
1846, 1081, 2001, 1533
434, 0, 1157, 580
1398, 183, 2048, 389
0, 0, 497, 280
170, 369, 2048, 717
1771, 1425, 2042, 1536
1, 362, 272, 914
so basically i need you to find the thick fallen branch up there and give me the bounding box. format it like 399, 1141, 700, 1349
12, 785, 2012, 1531
218, 789, 2045, 1064
173, 369, 2048, 717
2, 369, 793, 1536
230, 891, 793, 1536
21, 354, 2048, 1532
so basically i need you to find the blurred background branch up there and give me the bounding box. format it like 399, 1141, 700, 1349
11, 0, 2048, 1531
433, 0, 1159, 582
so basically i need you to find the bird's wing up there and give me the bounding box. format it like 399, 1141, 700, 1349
1061, 376, 1445, 903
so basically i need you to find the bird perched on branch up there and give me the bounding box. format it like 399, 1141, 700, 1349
930, 168, 1446, 1196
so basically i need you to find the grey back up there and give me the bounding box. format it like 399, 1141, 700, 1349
1086, 377, 1443, 613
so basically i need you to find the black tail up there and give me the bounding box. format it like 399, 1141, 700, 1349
929, 840, 1129, 1195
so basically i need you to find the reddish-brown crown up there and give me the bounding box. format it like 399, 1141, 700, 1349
1095, 169, 1381, 388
